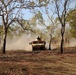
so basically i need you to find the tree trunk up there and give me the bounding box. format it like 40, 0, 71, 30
2, 29, 7, 54
61, 33, 64, 53
60, 26, 65, 53
49, 35, 52, 50
49, 43, 51, 50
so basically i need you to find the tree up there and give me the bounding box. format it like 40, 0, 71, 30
67, 9, 76, 38
52, 0, 75, 53
0, 0, 23, 53
41, 8, 57, 50
46, 24, 56, 50
44, 8, 57, 50
0, 0, 49, 54
32, 6, 56, 50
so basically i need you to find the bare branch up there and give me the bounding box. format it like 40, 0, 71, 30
55, 0, 63, 24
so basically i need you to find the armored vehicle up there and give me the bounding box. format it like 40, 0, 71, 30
29, 36, 46, 51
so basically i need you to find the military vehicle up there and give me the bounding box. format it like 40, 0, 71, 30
29, 36, 46, 51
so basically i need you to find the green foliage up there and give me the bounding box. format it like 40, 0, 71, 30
0, 25, 3, 46
38, 0, 49, 6
29, 2, 35, 6
30, 16, 37, 26
46, 26, 51, 30
67, 9, 76, 38
35, 11, 44, 24
8, 25, 25, 37
29, 11, 44, 31
37, 11, 43, 20
0, 25, 3, 36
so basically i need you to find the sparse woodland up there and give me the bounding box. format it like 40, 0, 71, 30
0, 0, 76, 54
0, 1, 76, 75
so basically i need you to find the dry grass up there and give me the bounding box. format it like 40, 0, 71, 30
0, 47, 76, 75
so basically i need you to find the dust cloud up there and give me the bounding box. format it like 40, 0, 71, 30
64, 39, 76, 47
6, 35, 37, 51
4, 35, 76, 51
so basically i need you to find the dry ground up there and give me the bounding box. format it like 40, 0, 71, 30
0, 47, 76, 75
